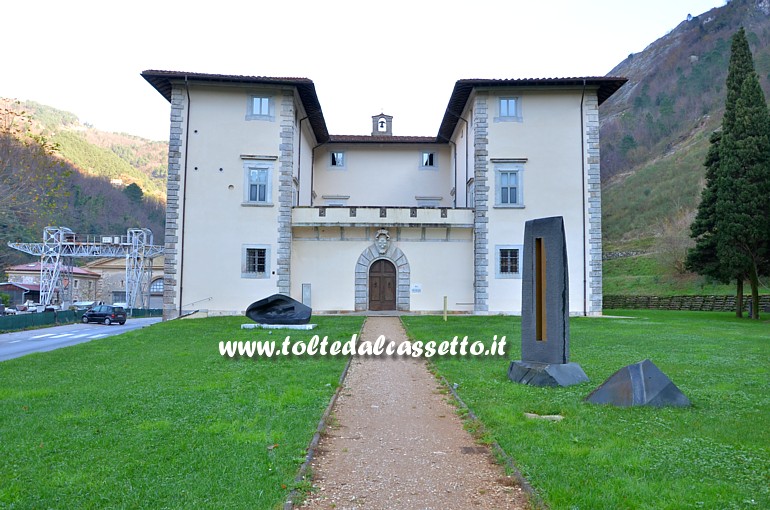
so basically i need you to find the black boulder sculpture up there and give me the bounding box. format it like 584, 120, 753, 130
246, 294, 312, 325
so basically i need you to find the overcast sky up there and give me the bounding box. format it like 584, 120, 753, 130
4, 0, 724, 141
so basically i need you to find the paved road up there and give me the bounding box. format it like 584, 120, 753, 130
0, 317, 162, 362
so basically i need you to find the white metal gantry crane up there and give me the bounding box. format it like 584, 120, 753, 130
8, 227, 164, 313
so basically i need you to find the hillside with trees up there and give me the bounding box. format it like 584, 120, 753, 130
13, 100, 168, 199
600, 0, 770, 296
0, 100, 166, 268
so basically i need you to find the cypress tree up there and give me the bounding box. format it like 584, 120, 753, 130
723, 28, 755, 134
688, 27, 770, 319
686, 131, 739, 304
716, 71, 770, 319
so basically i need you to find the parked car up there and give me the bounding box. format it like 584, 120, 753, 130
81, 305, 126, 325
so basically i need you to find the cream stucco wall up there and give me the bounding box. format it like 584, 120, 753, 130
290, 228, 473, 312
173, 84, 303, 313
313, 145, 453, 207
480, 88, 591, 314
400, 238, 474, 312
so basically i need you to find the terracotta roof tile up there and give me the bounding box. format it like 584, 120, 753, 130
328, 135, 439, 144
8, 263, 100, 277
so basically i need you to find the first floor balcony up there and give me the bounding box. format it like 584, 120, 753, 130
291, 206, 474, 228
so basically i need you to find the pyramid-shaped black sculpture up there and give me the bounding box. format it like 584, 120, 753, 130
584, 359, 691, 407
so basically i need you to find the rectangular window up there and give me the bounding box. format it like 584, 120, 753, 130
500, 249, 519, 274
246, 248, 267, 274
496, 97, 522, 122
249, 168, 268, 202
243, 163, 272, 205
496, 245, 523, 278
495, 163, 524, 207
421, 152, 436, 168
330, 151, 345, 167
246, 95, 273, 120
242, 245, 270, 278
500, 98, 517, 117
500, 170, 518, 204
253, 97, 269, 116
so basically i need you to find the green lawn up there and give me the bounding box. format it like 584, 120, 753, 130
402, 312, 770, 510
0, 316, 363, 509
3, 313, 767, 509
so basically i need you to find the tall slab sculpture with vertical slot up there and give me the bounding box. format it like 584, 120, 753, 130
507, 216, 589, 387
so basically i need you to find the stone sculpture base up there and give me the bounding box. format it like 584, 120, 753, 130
584, 359, 691, 407
241, 323, 316, 330
508, 360, 589, 387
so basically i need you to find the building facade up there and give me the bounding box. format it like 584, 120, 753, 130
85, 257, 165, 308
142, 71, 626, 319
5, 263, 100, 305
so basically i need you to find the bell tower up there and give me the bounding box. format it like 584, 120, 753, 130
371, 113, 393, 136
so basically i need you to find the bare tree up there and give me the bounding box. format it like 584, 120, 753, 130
0, 101, 64, 212
655, 208, 697, 275
0, 100, 68, 265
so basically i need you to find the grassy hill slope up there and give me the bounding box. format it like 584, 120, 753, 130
601, 0, 770, 246
599, 0, 770, 295
19, 100, 167, 200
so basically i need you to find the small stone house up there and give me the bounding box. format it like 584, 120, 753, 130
5, 262, 100, 305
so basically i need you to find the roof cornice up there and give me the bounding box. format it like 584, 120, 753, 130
141, 70, 330, 143
436, 77, 628, 141
141, 71, 627, 145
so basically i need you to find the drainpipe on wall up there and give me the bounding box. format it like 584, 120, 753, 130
449, 140, 457, 208
297, 116, 308, 205
178, 77, 192, 317
463, 117, 469, 207
580, 79, 588, 317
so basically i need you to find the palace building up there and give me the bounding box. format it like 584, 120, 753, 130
142, 71, 625, 319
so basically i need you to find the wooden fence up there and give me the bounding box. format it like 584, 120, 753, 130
604, 294, 770, 312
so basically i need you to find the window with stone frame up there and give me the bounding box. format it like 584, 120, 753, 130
246, 95, 273, 120
330, 151, 345, 168
243, 163, 272, 204
496, 245, 523, 278
242, 245, 270, 279
420, 151, 437, 169
496, 96, 522, 122
495, 163, 525, 207
150, 279, 164, 294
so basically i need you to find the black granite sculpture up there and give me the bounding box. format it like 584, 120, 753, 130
585, 359, 691, 407
246, 294, 312, 325
507, 216, 589, 387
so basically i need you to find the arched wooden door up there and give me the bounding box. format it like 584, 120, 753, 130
369, 259, 396, 311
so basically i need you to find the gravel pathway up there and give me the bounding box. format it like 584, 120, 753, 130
301, 316, 528, 510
